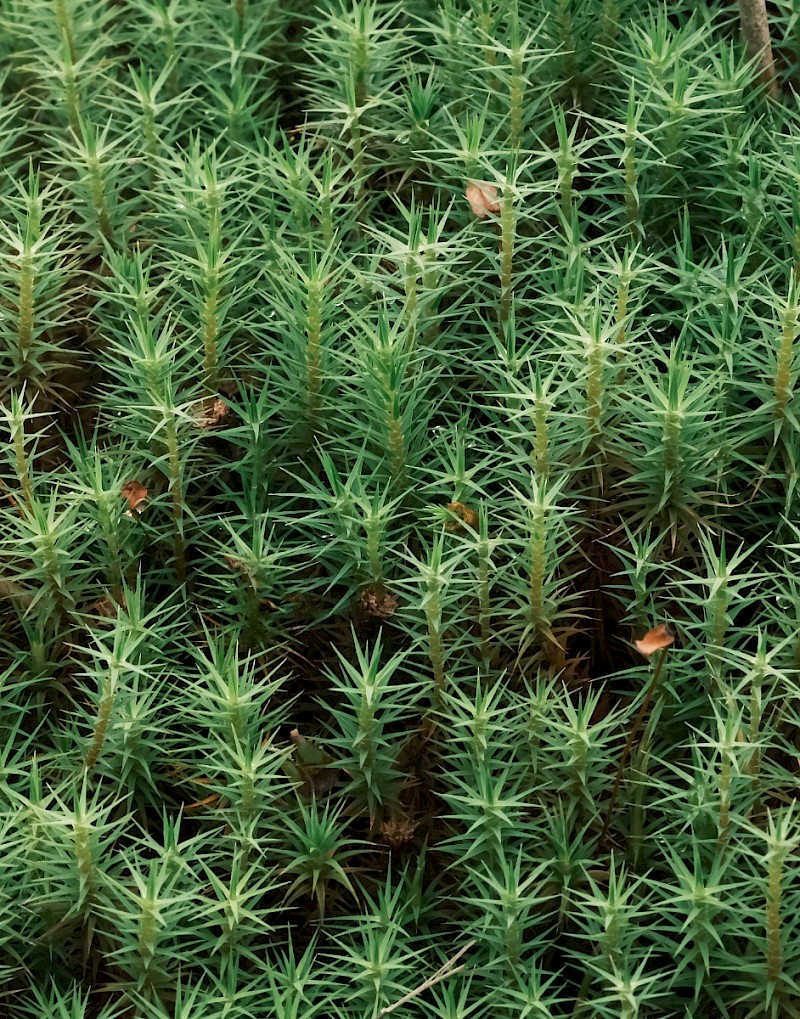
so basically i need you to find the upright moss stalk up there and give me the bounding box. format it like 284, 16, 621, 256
326, 634, 411, 827
198, 236, 223, 393
553, 107, 578, 229
603, 639, 671, 838
477, 0, 497, 72
622, 86, 642, 241
358, 309, 418, 491
305, 276, 323, 436
757, 808, 799, 1013
58, 35, 82, 135
714, 706, 742, 854
581, 302, 612, 483
164, 412, 187, 587
508, 44, 524, 153
614, 251, 634, 365
421, 539, 447, 697
16, 244, 35, 380
85, 663, 119, 770
53, 0, 78, 64
233, 0, 246, 38
600, 0, 620, 51
6, 395, 35, 513
531, 370, 552, 481
774, 285, 798, 439
499, 178, 516, 325
475, 509, 493, 664
554, 0, 578, 94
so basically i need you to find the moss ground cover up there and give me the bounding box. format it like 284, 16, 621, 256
1, 1, 800, 1016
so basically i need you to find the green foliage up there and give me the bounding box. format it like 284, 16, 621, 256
0, 0, 799, 1016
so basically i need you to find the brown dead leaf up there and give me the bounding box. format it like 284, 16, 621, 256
466, 181, 500, 218
186, 792, 221, 810
635, 623, 675, 657
359, 585, 398, 618
89, 593, 127, 618
381, 815, 417, 847
121, 480, 147, 516
0, 479, 18, 508
444, 501, 479, 532
191, 396, 229, 429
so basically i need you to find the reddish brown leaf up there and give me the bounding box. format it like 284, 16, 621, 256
185, 792, 221, 810
635, 623, 675, 657
466, 181, 500, 218
121, 480, 148, 516
444, 501, 479, 532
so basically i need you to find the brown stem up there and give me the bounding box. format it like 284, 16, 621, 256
601, 648, 668, 839
738, 0, 778, 99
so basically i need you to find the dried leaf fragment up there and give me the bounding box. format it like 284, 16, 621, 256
466, 181, 500, 218
381, 815, 417, 847
89, 593, 127, 619
444, 501, 478, 532
224, 555, 260, 592
191, 396, 229, 429
121, 480, 148, 516
635, 623, 674, 657
359, 584, 398, 618
186, 792, 221, 810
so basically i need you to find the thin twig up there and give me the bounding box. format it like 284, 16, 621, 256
738, 0, 778, 99
376, 939, 476, 1017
